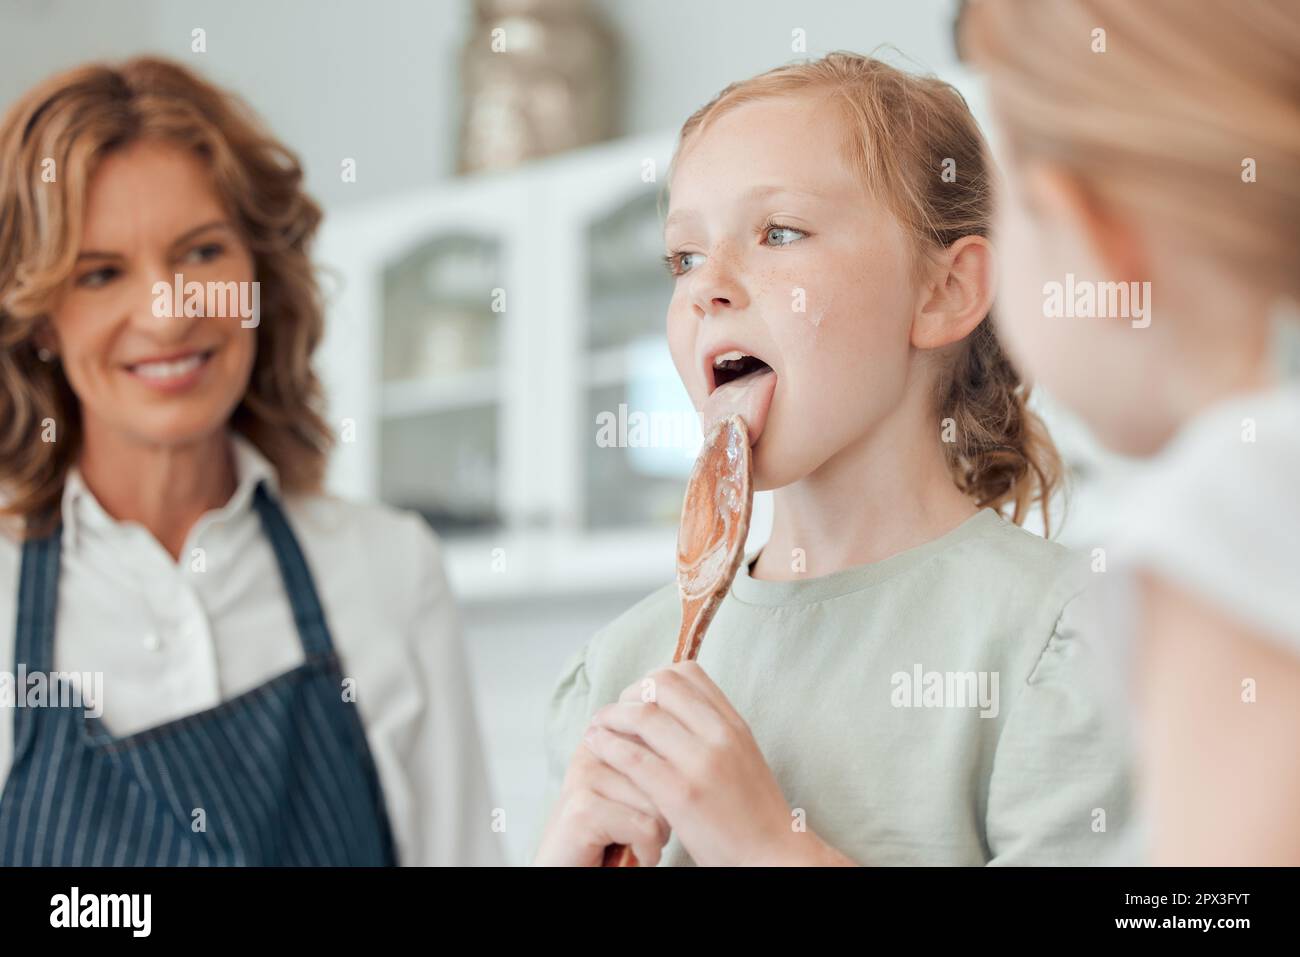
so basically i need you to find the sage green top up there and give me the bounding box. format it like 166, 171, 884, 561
540, 508, 1135, 866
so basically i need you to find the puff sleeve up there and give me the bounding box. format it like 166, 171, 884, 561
530, 638, 595, 863
984, 594, 1138, 865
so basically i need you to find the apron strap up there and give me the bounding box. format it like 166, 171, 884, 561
15, 525, 60, 675
9, 486, 337, 758
12, 520, 62, 761
249, 482, 334, 660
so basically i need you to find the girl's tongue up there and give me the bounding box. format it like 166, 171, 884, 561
700, 367, 777, 445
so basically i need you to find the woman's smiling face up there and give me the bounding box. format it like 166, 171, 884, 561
664, 94, 920, 491
46, 139, 257, 452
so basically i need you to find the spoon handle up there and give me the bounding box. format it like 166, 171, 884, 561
672, 594, 711, 663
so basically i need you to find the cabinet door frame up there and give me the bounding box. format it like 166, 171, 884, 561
315, 173, 538, 537
530, 131, 678, 537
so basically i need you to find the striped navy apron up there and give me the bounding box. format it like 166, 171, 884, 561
0, 483, 399, 866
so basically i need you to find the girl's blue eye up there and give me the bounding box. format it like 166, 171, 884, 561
76, 267, 119, 289
765, 225, 806, 247
664, 251, 705, 277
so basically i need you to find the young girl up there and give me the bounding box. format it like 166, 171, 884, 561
533, 53, 1133, 866
960, 0, 1300, 864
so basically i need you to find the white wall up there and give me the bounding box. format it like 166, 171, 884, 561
2, 0, 964, 213
1, 0, 469, 208
596, 0, 961, 134
0, 1, 154, 101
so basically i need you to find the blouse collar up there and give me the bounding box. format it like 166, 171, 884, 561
59, 431, 281, 553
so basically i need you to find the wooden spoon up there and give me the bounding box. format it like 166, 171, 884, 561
601, 413, 755, 868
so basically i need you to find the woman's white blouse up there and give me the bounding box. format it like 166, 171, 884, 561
0, 435, 503, 866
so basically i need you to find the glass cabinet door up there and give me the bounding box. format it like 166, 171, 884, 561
381, 234, 501, 381
583, 188, 698, 531
378, 232, 505, 537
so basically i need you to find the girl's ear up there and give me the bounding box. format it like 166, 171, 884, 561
911, 234, 995, 350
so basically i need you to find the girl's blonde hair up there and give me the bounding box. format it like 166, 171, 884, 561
0, 57, 332, 533
959, 0, 1300, 300
674, 51, 1061, 530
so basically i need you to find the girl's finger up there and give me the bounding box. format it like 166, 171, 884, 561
618, 675, 661, 704
580, 746, 669, 824
583, 723, 677, 809
567, 789, 668, 866
591, 699, 696, 767
669, 660, 742, 723
618, 666, 726, 738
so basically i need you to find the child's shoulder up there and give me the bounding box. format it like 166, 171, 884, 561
951, 510, 1097, 674
961, 508, 1089, 601
546, 582, 680, 740
936, 510, 1092, 658
585, 580, 682, 677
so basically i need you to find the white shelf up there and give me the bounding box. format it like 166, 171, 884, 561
380, 368, 501, 418
443, 526, 680, 603
315, 130, 685, 599
442, 489, 777, 603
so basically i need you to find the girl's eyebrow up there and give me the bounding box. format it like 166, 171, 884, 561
663, 207, 700, 234
739, 183, 829, 202
665, 183, 830, 232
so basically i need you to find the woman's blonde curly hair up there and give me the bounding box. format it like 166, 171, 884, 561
0, 56, 333, 535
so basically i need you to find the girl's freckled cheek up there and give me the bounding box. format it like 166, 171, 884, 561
804, 290, 833, 331
750, 270, 777, 301
777, 272, 831, 342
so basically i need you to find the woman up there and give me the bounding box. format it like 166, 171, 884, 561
959, 0, 1300, 863
0, 57, 501, 865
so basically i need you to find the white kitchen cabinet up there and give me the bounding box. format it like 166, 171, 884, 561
313, 131, 702, 603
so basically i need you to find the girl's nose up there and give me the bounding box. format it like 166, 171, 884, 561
690, 250, 750, 318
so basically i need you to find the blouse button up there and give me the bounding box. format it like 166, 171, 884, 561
141, 632, 162, 652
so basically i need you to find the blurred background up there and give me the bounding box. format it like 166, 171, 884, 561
2, 0, 1133, 863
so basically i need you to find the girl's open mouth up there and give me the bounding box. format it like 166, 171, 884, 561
702, 349, 777, 445
711, 350, 773, 390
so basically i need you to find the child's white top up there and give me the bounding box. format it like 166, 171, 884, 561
1104, 384, 1300, 654
541, 508, 1135, 865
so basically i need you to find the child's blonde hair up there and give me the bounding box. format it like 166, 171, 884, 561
673, 51, 1060, 530
959, 0, 1300, 301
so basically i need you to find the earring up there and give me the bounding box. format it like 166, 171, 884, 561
36, 347, 55, 363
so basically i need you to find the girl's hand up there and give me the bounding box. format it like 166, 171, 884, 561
533, 736, 672, 867
584, 660, 850, 866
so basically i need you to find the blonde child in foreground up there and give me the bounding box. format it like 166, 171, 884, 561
961, 0, 1300, 864
534, 53, 1133, 866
